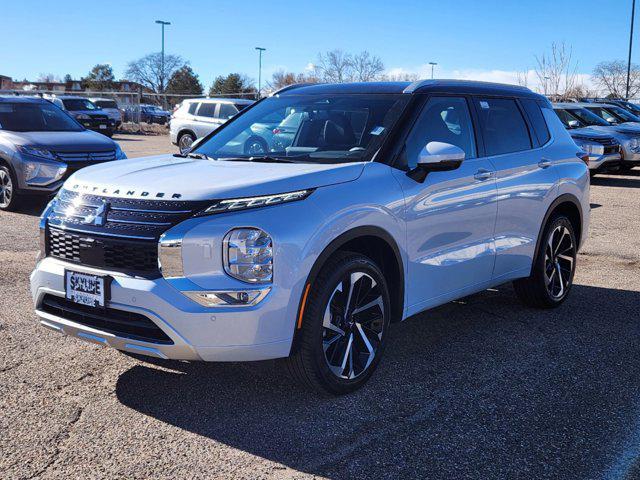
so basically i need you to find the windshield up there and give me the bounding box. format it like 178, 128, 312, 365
593, 105, 640, 123
62, 98, 98, 111
0, 102, 83, 132
193, 94, 409, 163
94, 100, 118, 109
555, 108, 610, 127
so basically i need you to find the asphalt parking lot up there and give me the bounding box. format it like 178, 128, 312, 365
1, 135, 640, 479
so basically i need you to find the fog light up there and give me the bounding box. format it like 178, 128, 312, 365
184, 288, 270, 307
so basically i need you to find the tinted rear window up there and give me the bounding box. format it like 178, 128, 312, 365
521, 99, 550, 146
475, 98, 532, 156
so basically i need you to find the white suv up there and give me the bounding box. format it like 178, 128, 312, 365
170, 98, 254, 153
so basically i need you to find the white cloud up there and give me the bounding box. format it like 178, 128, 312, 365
385, 64, 598, 95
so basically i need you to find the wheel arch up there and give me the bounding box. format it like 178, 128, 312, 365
177, 129, 196, 141
296, 225, 405, 331
534, 194, 583, 259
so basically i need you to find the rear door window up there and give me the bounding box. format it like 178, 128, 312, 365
218, 103, 238, 119
521, 99, 551, 147
475, 98, 532, 156
197, 103, 218, 118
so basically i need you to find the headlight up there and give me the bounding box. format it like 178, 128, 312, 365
76, 114, 91, 120
629, 137, 640, 151
115, 144, 127, 160
17, 145, 57, 160
573, 139, 604, 155
23, 160, 67, 186
224, 228, 273, 283
201, 190, 313, 215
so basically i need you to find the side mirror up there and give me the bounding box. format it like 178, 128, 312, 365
408, 141, 465, 182
568, 120, 580, 128
605, 117, 617, 124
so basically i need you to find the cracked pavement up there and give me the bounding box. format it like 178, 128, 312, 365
1, 136, 640, 479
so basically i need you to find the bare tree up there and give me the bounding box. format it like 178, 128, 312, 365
380, 72, 419, 82
125, 52, 185, 93
351, 51, 385, 81
315, 50, 354, 83
593, 60, 640, 99
516, 69, 530, 88
534, 42, 578, 99
268, 70, 308, 90
36, 73, 61, 83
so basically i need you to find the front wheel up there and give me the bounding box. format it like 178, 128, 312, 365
286, 252, 391, 395
0, 165, 19, 211
178, 133, 195, 154
514, 215, 577, 308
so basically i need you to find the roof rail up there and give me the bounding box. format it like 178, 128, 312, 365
270, 83, 320, 96
403, 79, 531, 94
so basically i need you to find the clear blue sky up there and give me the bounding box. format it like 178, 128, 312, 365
1, 0, 636, 89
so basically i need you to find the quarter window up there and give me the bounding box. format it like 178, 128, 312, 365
403, 96, 477, 169
188, 102, 199, 115
521, 99, 551, 146
476, 98, 532, 156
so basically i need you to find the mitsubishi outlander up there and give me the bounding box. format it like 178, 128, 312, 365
31, 81, 590, 395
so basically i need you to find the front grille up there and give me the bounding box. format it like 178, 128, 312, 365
46, 189, 208, 274
48, 228, 158, 274
40, 294, 173, 344
55, 150, 116, 162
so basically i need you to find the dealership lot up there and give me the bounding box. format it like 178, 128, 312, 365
1, 135, 640, 479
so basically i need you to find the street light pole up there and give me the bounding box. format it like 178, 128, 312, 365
627, 0, 636, 100
255, 47, 266, 99
155, 20, 171, 93
429, 62, 438, 79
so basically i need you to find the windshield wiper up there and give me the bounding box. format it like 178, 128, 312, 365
172, 152, 215, 160
222, 156, 298, 163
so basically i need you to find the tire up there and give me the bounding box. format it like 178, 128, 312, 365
0, 164, 19, 211
178, 132, 196, 154
243, 136, 268, 156
286, 252, 391, 395
513, 215, 577, 308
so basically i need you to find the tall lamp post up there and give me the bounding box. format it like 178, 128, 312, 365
155, 20, 171, 93
255, 47, 266, 99
627, 0, 636, 100
429, 61, 438, 79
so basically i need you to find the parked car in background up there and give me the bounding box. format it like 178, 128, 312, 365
139, 104, 170, 125
580, 98, 640, 116
89, 98, 122, 129
0, 96, 126, 210
45, 95, 115, 137
553, 103, 640, 172
170, 98, 254, 153
31, 81, 589, 395
581, 102, 640, 128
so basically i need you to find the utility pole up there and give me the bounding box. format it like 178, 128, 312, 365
429, 62, 437, 79
627, 0, 636, 100
255, 47, 266, 99
155, 20, 171, 93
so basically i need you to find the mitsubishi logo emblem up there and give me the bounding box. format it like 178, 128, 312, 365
82, 200, 109, 226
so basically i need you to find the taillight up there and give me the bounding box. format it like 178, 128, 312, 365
577, 151, 589, 165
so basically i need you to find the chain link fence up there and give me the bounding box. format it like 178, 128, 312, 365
0, 89, 259, 132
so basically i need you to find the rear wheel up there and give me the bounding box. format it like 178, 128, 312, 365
178, 132, 195, 154
514, 215, 577, 308
286, 252, 391, 395
0, 165, 19, 211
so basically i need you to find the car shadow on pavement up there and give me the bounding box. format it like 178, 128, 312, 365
116, 283, 640, 479
591, 169, 640, 189
12, 196, 49, 217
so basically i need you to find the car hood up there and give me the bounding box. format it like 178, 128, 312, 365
568, 127, 615, 139
64, 154, 366, 201
2, 130, 117, 152
586, 124, 640, 136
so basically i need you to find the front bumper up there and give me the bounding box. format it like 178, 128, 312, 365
588, 152, 622, 171
30, 257, 292, 362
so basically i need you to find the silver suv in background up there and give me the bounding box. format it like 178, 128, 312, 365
89, 98, 122, 129
170, 98, 254, 153
553, 103, 640, 172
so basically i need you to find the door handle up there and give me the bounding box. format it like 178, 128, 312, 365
474, 169, 494, 181
538, 158, 552, 168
